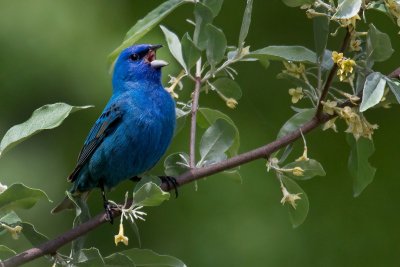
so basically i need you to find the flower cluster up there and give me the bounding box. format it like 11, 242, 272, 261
331, 51, 356, 81
282, 61, 306, 79
385, 0, 400, 33
288, 87, 304, 103
280, 185, 302, 209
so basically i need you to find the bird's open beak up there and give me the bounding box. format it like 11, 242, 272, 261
146, 45, 168, 69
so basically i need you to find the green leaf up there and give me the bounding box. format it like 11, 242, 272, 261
283, 159, 326, 180
193, 3, 214, 50
134, 175, 162, 192
0, 103, 92, 157
164, 152, 190, 177
181, 33, 201, 71
0, 211, 21, 226
321, 49, 334, 71
277, 108, 315, 139
160, 25, 186, 70
248, 46, 317, 64
198, 108, 240, 156
281, 176, 309, 228
206, 24, 227, 70
121, 248, 187, 267
367, 2, 388, 14
333, 0, 362, 19
78, 248, 105, 266
0, 245, 16, 260
203, 0, 224, 17
133, 182, 170, 207
387, 79, 400, 104
360, 72, 386, 112
175, 107, 191, 136
211, 78, 242, 101
0, 183, 51, 212
281, 0, 314, 7
104, 253, 135, 267
107, 0, 189, 67
20, 222, 49, 247
199, 119, 235, 167
346, 135, 376, 197
367, 24, 394, 63
238, 0, 253, 49
313, 6, 329, 58
220, 168, 242, 183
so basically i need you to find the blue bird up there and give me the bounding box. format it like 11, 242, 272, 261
52, 44, 176, 218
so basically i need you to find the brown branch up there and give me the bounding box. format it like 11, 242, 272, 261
388, 67, 400, 79
316, 28, 351, 118
3, 58, 398, 267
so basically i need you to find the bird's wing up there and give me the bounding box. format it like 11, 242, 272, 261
68, 104, 123, 182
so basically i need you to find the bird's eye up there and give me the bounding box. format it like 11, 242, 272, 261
129, 54, 139, 61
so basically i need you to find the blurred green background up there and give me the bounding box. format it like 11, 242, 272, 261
1, 0, 400, 266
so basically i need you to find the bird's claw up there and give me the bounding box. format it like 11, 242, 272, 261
104, 201, 114, 224
160, 176, 179, 198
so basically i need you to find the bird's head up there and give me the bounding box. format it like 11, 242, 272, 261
112, 44, 168, 90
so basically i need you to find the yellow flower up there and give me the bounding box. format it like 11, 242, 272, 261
226, 98, 238, 109
323, 117, 338, 132
114, 223, 129, 246
280, 186, 302, 209
288, 87, 304, 103
322, 100, 338, 115
350, 38, 362, 52
296, 146, 309, 162
0, 223, 23, 240
282, 62, 305, 79
332, 51, 344, 64
292, 167, 304, 176
338, 14, 361, 30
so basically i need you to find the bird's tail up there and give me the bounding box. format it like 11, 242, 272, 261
51, 191, 90, 214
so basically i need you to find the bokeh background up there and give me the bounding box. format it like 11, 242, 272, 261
1, 0, 400, 266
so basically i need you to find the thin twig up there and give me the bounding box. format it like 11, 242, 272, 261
189, 59, 202, 168
316, 28, 351, 119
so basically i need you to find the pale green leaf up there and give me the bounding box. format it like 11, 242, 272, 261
21, 222, 49, 247
238, 0, 253, 49
181, 33, 201, 71
134, 175, 162, 192
104, 253, 135, 267
0, 211, 21, 226
133, 182, 170, 207
198, 108, 240, 156
367, 24, 394, 63
160, 25, 186, 70
107, 0, 189, 67
199, 119, 235, 166
78, 248, 105, 266
283, 159, 326, 180
347, 135, 376, 197
281, 0, 315, 7
0, 103, 92, 157
206, 24, 227, 70
203, 0, 224, 17
0, 245, 16, 260
164, 152, 190, 177
333, 0, 362, 19
387, 79, 400, 104
193, 3, 214, 50
248, 46, 317, 64
277, 108, 315, 139
0, 183, 51, 212
121, 248, 187, 267
220, 168, 242, 183
211, 78, 242, 101
281, 176, 309, 228
360, 72, 386, 112
175, 107, 191, 136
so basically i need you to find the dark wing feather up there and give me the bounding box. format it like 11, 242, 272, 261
68, 104, 123, 182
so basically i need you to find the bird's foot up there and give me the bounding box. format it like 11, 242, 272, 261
159, 176, 179, 198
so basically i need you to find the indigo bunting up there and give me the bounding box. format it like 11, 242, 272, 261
52, 44, 176, 217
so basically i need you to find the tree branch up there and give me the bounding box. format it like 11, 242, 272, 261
189, 59, 202, 168
3, 61, 399, 267
316, 28, 351, 118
